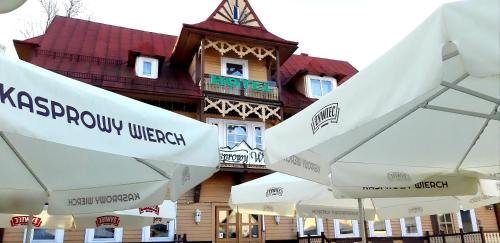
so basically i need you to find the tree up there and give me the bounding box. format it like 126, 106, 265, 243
20, 0, 91, 38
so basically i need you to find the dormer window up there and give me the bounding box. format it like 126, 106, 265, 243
221, 57, 248, 79
135, 56, 158, 79
306, 75, 337, 98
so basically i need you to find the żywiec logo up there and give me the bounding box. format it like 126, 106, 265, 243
139, 206, 160, 215
10, 216, 42, 227
95, 216, 120, 227
311, 103, 339, 134
387, 172, 411, 182
266, 187, 283, 197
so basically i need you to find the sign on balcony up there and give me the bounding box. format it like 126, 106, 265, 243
220, 141, 265, 166
210, 75, 273, 92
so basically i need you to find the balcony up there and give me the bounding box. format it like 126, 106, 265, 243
203, 74, 279, 101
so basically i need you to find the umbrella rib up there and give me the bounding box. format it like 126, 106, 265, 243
422, 105, 500, 120
134, 158, 171, 180
331, 73, 469, 164
0, 132, 49, 194
455, 104, 499, 172
440, 81, 500, 105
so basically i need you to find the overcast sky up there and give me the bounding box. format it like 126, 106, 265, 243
0, 0, 457, 69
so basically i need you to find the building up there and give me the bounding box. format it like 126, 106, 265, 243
3, 0, 500, 242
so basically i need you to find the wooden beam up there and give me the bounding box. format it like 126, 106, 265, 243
275, 47, 284, 120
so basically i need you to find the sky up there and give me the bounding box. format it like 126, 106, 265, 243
0, 0, 458, 70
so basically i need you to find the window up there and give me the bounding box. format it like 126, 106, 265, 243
85, 228, 123, 242
207, 119, 265, 149
142, 220, 176, 242
368, 220, 392, 237
24, 229, 64, 243
400, 217, 423, 236
221, 57, 249, 79
143, 61, 152, 75
254, 127, 263, 149
437, 213, 454, 234
135, 56, 159, 79
334, 219, 359, 238
227, 124, 247, 148
297, 217, 323, 236
241, 214, 259, 238
306, 75, 337, 98
457, 209, 478, 233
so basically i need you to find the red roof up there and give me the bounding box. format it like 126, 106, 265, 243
16, 16, 201, 99
15, 16, 357, 112
280, 54, 358, 86
184, 19, 297, 46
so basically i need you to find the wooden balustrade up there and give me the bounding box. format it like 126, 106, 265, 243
203, 75, 279, 101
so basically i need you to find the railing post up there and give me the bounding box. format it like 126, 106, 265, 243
321, 232, 325, 243
440, 230, 447, 243
183, 233, 187, 243
425, 230, 430, 243
479, 227, 485, 243
307, 233, 311, 243
297, 232, 300, 243
459, 229, 465, 243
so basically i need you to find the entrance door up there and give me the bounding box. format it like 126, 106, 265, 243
216, 207, 261, 243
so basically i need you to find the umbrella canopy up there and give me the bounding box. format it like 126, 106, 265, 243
0, 52, 220, 215
230, 173, 499, 220
230, 173, 376, 220
264, 0, 499, 191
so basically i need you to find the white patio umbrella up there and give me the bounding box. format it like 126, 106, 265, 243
265, 0, 499, 191
230, 173, 499, 242
230, 173, 376, 220
0, 52, 219, 216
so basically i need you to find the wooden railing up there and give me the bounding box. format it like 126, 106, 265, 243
296, 228, 500, 243
174, 233, 187, 243
203, 75, 279, 101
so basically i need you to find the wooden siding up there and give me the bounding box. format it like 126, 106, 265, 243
176, 202, 213, 242
2, 228, 23, 243
264, 216, 297, 240
476, 206, 499, 232
204, 48, 268, 82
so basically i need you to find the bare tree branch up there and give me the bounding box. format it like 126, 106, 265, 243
64, 0, 83, 18
39, 0, 59, 32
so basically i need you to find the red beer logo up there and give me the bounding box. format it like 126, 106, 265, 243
139, 206, 160, 215
95, 216, 120, 227
10, 216, 43, 227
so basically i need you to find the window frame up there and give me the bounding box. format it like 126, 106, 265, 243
305, 75, 337, 98
141, 220, 176, 242
221, 57, 249, 79
23, 229, 64, 243
297, 217, 323, 237
400, 216, 423, 237
207, 118, 265, 149
368, 219, 392, 237
456, 209, 478, 232
85, 228, 123, 243
334, 219, 360, 238
437, 213, 454, 234
135, 56, 159, 79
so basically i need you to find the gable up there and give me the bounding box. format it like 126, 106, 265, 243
211, 0, 264, 28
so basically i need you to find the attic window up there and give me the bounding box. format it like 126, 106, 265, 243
135, 56, 158, 79
221, 57, 248, 79
306, 75, 337, 98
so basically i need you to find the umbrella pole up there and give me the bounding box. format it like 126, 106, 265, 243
357, 199, 367, 243
25, 214, 33, 243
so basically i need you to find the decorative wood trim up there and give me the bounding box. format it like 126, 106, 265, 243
204, 39, 276, 61
204, 97, 281, 121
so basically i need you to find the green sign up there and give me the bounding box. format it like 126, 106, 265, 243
210, 75, 273, 92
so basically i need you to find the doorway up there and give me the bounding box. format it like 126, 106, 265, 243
215, 207, 262, 243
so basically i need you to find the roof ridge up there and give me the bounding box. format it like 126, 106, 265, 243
51, 15, 179, 39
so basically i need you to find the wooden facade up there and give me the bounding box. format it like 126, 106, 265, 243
3, 0, 499, 242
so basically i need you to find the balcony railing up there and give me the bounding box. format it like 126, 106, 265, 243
203, 74, 279, 101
